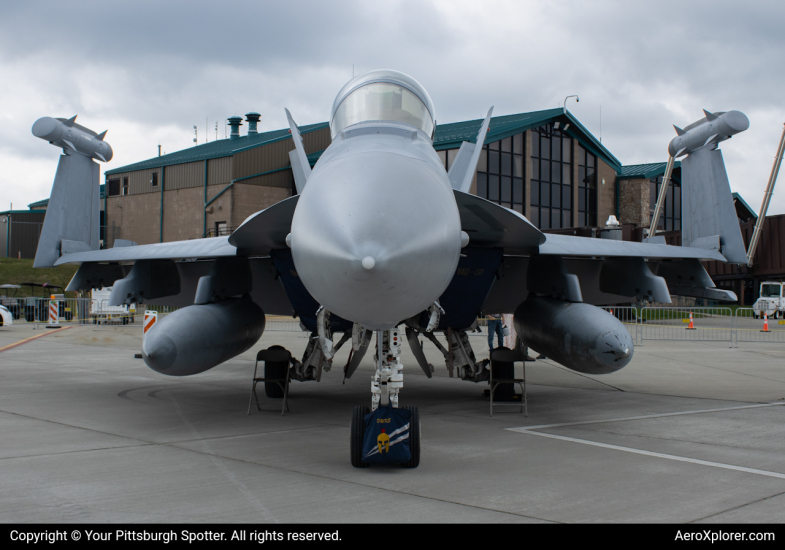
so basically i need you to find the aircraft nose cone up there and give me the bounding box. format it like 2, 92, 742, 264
291, 151, 461, 330
143, 333, 177, 374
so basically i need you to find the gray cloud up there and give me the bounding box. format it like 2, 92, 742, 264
2, 0, 784, 215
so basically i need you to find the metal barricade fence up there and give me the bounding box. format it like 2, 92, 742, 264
265, 316, 304, 332
601, 306, 641, 345
640, 306, 734, 345
733, 308, 785, 346
10, 298, 783, 346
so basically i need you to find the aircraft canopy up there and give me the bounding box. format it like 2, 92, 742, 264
330, 70, 435, 139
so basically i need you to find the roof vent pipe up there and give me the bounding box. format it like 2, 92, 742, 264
245, 112, 261, 135
227, 116, 243, 140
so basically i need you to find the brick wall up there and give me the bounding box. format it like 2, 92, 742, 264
618, 178, 650, 227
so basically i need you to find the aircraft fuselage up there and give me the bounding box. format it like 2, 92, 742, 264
290, 122, 463, 330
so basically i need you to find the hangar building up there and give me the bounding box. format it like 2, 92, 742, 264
101, 109, 622, 247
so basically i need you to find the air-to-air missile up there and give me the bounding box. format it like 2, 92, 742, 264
31, 115, 113, 162
142, 296, 266, 376
667, 110, 749, 158
513, 295, 634, 374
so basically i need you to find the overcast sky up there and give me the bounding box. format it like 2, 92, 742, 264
1, 0, 784, 216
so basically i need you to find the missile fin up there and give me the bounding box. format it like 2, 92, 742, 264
673, 125, 685, 136
675, 147, 687, 157
94, 152, 106, 162
62, 139, 77, 151
63, 115, 77, 127
704, 134, 718, 147
96, 130, 107, 141
703, 109, 718, 121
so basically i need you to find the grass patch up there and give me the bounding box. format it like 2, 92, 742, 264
0, 258, 78, 298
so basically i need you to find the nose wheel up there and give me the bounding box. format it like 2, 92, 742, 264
349, 328, 420, 468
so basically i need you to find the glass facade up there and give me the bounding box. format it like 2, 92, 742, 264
649, 176, 681, 231
445, 125, 605, 230
470, 132, 525, 214
531, 124, 572, 229
576, 145, 597, 227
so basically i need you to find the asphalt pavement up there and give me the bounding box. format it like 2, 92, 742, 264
1, 322, 784, 523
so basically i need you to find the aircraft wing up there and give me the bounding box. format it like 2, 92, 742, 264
52, 198, 302, 315
539, 233, 726, 261
53, 236, 237, 265
52, 188, 733, 321
445, 191, 737, 321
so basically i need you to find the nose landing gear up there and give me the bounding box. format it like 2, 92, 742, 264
349, 328, 420, 468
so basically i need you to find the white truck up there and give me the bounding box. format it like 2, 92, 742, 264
91, 287, 137, 324
752, 281, 784, 319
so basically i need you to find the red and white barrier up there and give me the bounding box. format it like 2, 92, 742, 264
143, 311, 158, 340
46, 295, 60, 328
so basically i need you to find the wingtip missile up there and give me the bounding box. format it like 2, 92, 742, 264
32, 115, 113, 162
668, 110, 749, 158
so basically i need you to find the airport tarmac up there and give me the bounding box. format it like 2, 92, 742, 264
1, 322, 784, 523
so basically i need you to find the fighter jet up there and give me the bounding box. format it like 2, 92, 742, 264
35, 70, 744, 468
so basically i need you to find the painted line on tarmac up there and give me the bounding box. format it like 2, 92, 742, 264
508, 428, 785, 481
0, 326, 73, 353
510, 402, 785, 431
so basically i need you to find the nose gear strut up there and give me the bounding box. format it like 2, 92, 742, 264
350, 326, 420, 468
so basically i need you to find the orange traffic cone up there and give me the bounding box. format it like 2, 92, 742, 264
761, 313, 771, 333
686, 311, 696, 330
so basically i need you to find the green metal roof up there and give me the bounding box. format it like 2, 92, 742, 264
434, 108, 622, 172
106, 109, 622, 176
0, 210, 44, 215
732, 192, 757, 219
106, 122, 329, 175
618, 161, 682, 180
301, 109, 622, 172
28, 184, 105, 209
306, 149, 324, 167
27, 198, 49, 209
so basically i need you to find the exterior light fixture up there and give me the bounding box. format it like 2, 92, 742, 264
563, 95, 579, 114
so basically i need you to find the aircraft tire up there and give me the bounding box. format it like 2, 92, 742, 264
350, 405, 370, 468
401, 406, 420, 468
264, 345, 289, 398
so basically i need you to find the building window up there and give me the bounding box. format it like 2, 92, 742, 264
122, 177, 129, 196
577, 145, 597, 227
649, 176, 681, 231
475, 133, 525, 214
531, 124, 572, 229
107, 178, 120, 196
151, 172, 158, 187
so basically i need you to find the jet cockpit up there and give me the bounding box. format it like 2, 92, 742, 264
330, 69, 436, 139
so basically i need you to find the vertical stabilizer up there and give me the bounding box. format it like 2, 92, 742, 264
681, 147, 747, 264
34, 151, 100, 267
